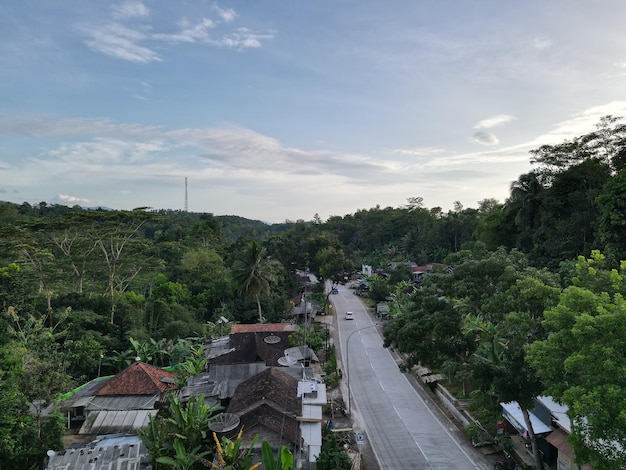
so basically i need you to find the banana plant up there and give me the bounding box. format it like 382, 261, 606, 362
209, 428, 261, 470
261, 442, 294, 470
157, 439, 209, 470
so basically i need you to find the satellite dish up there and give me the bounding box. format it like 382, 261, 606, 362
209, 413, 240, 432
264, 335, 281, 344
278, 356, 297, 366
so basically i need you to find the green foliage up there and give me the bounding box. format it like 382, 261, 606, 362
289, 323, 325, 351
261, 441, 293, 470
527, 275, 626, 468
139, 393, 221, 470
232, 241, 281, 323
315, 427, 351, 470
156, 438, 210, 470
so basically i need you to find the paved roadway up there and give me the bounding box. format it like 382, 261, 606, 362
330, 283, 492, 470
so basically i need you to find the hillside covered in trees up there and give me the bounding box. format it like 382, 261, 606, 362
2, 116, 626, 468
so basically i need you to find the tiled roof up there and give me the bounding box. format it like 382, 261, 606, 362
230, 323, 298, 334
227, 368, 300, 445
228, 368, 299, 415
96, 361, 176, 396
210, 330, 295, 366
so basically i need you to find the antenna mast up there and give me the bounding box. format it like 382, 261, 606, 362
184, 177, 188, 212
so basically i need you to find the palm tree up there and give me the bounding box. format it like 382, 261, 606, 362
507, 172, 544, 230
232, 241, 278, 323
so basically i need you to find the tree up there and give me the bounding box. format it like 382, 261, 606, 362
596, 169, 626, 262
315, 246, 353, 312
527, 254, 626, 469
231, 241, 279, 323
91, 210, 159, 324
315, 427, 351, 470
140, 393, 221, 470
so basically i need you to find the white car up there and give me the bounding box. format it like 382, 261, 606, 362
345, 311, 354, 320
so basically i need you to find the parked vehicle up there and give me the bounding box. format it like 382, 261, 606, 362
494, 455, 520, 470
331, 288, 339, 294
345, 311, 354, 320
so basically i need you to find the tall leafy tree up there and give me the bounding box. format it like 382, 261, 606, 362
231, 241, 278, 323
596, 169, 626, 262
91, 210, 159, 324
527, 253, 626, 469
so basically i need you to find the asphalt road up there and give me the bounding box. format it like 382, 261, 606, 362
330, 283, 493, 470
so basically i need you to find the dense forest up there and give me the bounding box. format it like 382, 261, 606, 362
2, 115, 626, 468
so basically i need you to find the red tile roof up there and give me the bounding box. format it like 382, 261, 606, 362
96, 361, 176, 396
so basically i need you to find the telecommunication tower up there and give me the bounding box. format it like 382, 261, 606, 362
184, 177, 188, 212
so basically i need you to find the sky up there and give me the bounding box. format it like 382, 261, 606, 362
2, 1, 626, 224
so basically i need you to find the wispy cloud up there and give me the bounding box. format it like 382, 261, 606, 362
213, 5, 237, 23
526, 101, 626, 146
386, 147, 445, 157
82, 23, 161, 63
474, 114, 516, 130
79, 3, 273, 62
217, 28, 272, 49
112, 1, 149, 20
152, 18, 216, 44
471, 114, 516, 146
0, 115, 160, 137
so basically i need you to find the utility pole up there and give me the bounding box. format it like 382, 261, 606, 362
346, 323, 378, 414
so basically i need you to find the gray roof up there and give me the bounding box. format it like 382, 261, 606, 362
211, 363, 269, 399
180, 372, 221, 400
57, 376, 110, 412
284, 346, 319, 363
79, 409, 158, 435
206, 336, 235, 360
86, 395, 158, 411
46, 434, 150, 470
280, 365, 315, 380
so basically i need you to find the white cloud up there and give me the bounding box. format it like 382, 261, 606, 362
531, 101, 626, 145
112, 1, 150, 20
0, 115, 160, 137
80, 7, 272, 61
216, 28, 273, 49
82, 23, 161, 63
387, 147, 445, 156
55, 194, 95, 206
474, 114, 516, 130
152, 18, 216, 43
213, 5, 237, 23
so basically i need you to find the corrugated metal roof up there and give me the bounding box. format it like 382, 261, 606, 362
284, 346, 319, 363
536, 395, 571, 433
57, 377, 109, 411
86, 395, 157, 411
46, 435, 149, 470
79, 409, 157, 435
500, 402, 551, 434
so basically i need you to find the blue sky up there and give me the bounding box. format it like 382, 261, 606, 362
2, 1, 626, 223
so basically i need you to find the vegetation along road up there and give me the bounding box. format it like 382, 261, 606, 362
332, 283, 492, 470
